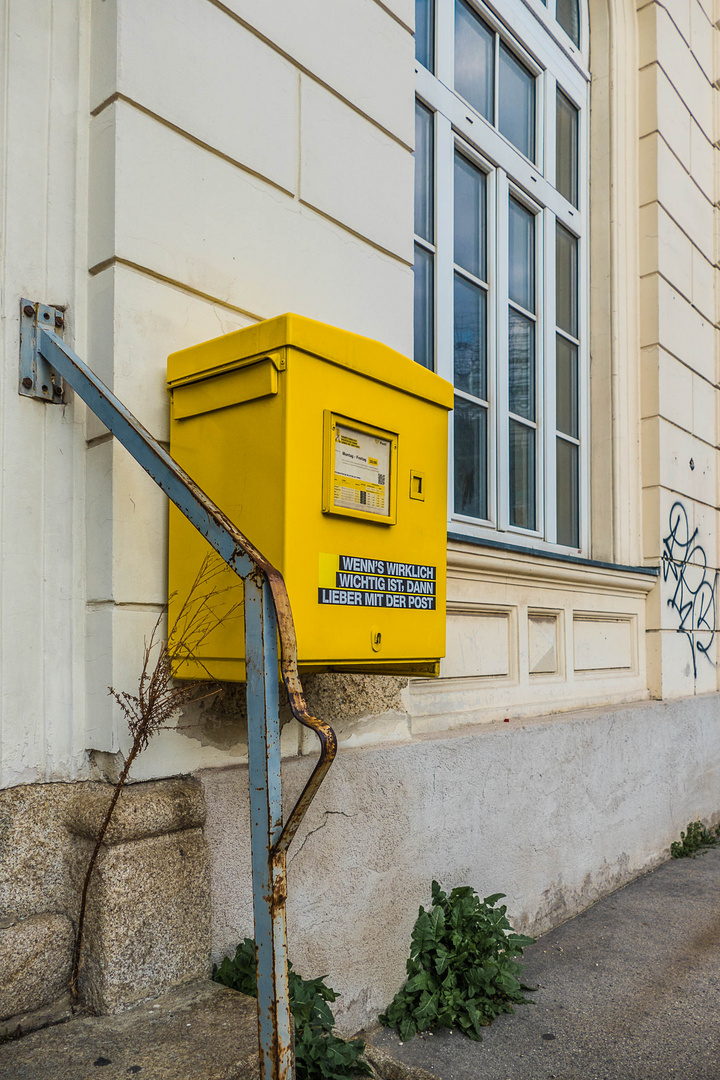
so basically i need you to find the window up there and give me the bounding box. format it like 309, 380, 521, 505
413, 0, 587, 551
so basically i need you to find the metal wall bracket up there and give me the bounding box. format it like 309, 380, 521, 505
19, 299, 66, 402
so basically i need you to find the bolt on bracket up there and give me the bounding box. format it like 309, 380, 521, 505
19, 299, 65, 402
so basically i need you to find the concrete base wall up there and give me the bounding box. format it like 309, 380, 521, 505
200, 693, 720, 1033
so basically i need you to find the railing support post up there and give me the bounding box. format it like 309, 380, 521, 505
245, 573, 293, 1080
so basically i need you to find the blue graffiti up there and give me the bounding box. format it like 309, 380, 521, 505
662, 501, 717, 677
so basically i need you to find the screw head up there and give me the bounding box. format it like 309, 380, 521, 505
54, 314, 64, 328
53, 384, 63, 396
23, 304, 34, 318
21, 377, 33, 389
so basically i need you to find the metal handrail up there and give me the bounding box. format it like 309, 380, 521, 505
34, 322, 335, 1080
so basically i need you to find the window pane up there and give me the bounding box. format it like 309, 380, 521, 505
556, 335, 578, 437
509, 309, 535, 421
415, 0, 435, 71
454, 0, 494, 122
415, 102, 434, 242
454, 153, 486, 280
414, 244, 434, 368
454, 397, 487, 518
509, 420, 536, 530
509, 198, 535, 313
556, 224, 578, 336
556, 438, 579, 546
499, 44, 535, 160
454, 274, 487, 400
556, 89, 578, 206
556, 0, 580, 46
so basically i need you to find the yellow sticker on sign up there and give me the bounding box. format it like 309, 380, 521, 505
318, 553, 437, 610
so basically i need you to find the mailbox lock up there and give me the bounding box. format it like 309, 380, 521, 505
371, 627, 382, 653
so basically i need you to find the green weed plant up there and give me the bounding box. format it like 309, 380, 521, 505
214, 938, 371, 1080
379, 881, 535, 1043
671, 819, 720, 858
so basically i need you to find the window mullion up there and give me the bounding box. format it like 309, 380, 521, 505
578, 233, 590, 553
544, 71, 557, 188
496, 169, 509, 532
544, 207, 558, 544
436, 115, 454, 385
534, 200, 545, 539
493, 30, 500, 128
436, 113, 455, 523
436, 0, 454, 85
486, 165, 498, 528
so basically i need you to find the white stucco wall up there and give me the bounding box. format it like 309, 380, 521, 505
201, 693, 720, 1033
638, 0, 720, 698
0, 0, 89, 787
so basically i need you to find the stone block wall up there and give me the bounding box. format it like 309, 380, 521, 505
0, 777, 210, 1028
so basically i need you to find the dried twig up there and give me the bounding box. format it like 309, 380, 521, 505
70, 555, 242, 1000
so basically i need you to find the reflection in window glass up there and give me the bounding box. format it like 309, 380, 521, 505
509, 420, 535, 530
499, 45, 535, 160
509, 310, 535, 421
556, 336, 577, 438
414, 245, 434, 369
415, 102, 434, 242
556, 89, 578, 206
556, 438, 579, 546
454, 397, 487, 519
455, 0, 494, 121
556, 224, 578, 336
454, 154, 486, 280
454, 275, 487, 400
556, 0, 580, 45
508, 199, 535, 312
415, 0, 435, 71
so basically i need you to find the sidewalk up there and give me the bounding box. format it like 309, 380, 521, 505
0, 980, 262, 1080
2, 847, 719, 1079
368, 846, 720, 1080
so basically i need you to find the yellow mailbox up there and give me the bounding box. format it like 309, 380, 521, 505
167, 314, 453, 679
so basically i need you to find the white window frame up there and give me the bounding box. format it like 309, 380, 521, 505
416, 0, 590, 555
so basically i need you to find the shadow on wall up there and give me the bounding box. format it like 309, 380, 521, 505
176, 672, 409, 751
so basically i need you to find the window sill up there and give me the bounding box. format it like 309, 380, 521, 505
447, 531, 658, 595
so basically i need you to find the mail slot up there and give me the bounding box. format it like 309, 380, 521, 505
167, 313, 453, 679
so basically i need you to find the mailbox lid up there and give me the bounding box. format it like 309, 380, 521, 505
167, 313, 454, 411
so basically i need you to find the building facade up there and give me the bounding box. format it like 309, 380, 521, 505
1, 0, 720, 1033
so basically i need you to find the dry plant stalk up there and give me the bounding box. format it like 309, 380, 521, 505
70, 555, 242, 1000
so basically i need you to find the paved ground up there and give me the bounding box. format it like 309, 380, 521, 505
3, 849, 720, 1079
0, 980, 260, 1080
369, 847, 720, 1079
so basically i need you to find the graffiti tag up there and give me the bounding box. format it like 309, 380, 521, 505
662, 501, 717, 676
